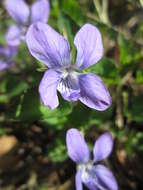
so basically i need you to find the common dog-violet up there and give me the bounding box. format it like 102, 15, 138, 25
66, 128, 118, 190
26, 23, 111, 110
5, 0, 49, 46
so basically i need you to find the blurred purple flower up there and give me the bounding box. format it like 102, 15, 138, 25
66, 129, 118, 190
26, 23, 111, 110
5, 0, 50, 46
0, 45, 17, 71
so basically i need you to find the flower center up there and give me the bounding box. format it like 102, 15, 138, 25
78, 161, 108, 190
21, 25, 28, 41
78, 161, 93, 178
61, 66, 78, 80
62, 69, 70, 79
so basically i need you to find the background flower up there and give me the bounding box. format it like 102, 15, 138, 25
5, 0, 50, 46
0, 45, 17, 71
66, 128, 118, 190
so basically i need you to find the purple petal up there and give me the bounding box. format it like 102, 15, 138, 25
26, 22, 71, 68
39, 69, 61, 109
0, 59, 12, 70
5, 0, 29, 24
31, 0, 50, 24
6, 25, 22, 46
0, 46, 10, 56
66, 128, 90, 163
0, 45, 17, 57
74, 23, 104, 69
57, 73, 80, 101
81, 168, 98, 190
94, 165, 118, 190
76, 170, 83, 190
83, 181, 98, 190
0, 45, 17, 71
93, 133, 113, 162
79, 73, 111, 110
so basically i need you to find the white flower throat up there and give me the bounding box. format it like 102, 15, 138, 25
57, 65, 80, 101
78, 161, 94, 181
78, 161, 107, 190
62, 68, 78, 80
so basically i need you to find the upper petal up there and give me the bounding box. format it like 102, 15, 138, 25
94, 165, 118, 190
39, 69, 61, 109
79, 73, 111, 110
76, 170, 83, 190
93, 133, 113, 162
66, 128, 90, 163
6, 25, 22, 46
74, 23, 104, 69
26, 22, 71, 68
5, 0, 29, 24
31, 0, 50, 24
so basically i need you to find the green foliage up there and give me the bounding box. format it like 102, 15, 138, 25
6, 88, 72, 124
124, 95, 143, 124
0, 74, 28, 103
88, 57, 119, 85
118, 35, 142, 65
61, 0, 84, 26
48, 138, 67, 162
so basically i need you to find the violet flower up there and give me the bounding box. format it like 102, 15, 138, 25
5, 0, 49, 46
0, 45, 17, 71
66, 129, 118, 190
26, 23, 111, 110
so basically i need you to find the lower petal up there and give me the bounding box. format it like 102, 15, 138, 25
81, 170, 98, 190
57, 74, 80, 101
39, 69, 61, 109
94, 165, 118, 190
79, 73, 111, 110
6, 25, 22, 46
76, 170, 83, 190
84, 182, 98, 190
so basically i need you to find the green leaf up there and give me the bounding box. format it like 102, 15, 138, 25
124, 95, 143, 123
48, 139, 67, 162
136, 70, 143, 83
67, 103, 92, 128
61, 0, 84, 26
88, 57, 117, 78
16, 88, 72, 123
118, 35, 141, 65
0, 75, 28, 103
57, 15, 74, 47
